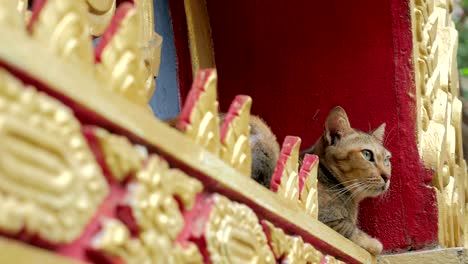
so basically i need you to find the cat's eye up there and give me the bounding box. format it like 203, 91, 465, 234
361, 149, 374, 161
384, 156, 391, 167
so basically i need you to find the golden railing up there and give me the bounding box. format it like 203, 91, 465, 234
0, 1, 372, 263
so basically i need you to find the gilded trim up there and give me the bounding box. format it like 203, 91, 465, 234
183, 0, 216, 74
0, 238, 82, 264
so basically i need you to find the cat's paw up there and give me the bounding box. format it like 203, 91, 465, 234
360, 237, 383, 256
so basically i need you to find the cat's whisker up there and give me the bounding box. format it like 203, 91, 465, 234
329, 179, 361, 191
329, 187, 351, 201
329, 182, 364, 203
346, 184, 372, 204
329, 188, 352, 202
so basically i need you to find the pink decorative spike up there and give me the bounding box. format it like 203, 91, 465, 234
299, 154, 319, 219
177, 69, 220, 155
94, 3, 135, 63
220, 95, 252, 176
270, 136, 301, 203
94, 2, 155, 106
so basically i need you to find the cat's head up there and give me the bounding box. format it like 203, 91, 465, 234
321, 106, 391, 201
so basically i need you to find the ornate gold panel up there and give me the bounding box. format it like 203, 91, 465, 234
0, 69, 108, 244
128, 155, 202, 236
262, 220, 338, 264
412, 0, 467, 247
93, 218, 204, 264
206, 194, 275, 263
93, 127, 144, 182
92, 155, 204, 263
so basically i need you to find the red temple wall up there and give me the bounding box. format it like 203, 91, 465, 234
171, 0, 438, 252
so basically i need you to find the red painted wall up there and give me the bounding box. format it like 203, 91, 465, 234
173, 0, 439, 252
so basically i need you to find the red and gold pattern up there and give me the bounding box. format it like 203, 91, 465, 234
412, 0, 467, 247
263, 220, 325, 263
204, 195, 275, 263
0, 69, 108, 244
29, 0, 94, 67
299, 154, 319, 219
95, 2, 154, 106
220, 95, 252, 176
271, 136, 302, 202
177, 69, 221, 155
90, 155, 204, 263
88, 127, 144, 182
0, 1, 375, 264
270, 136, 320, 219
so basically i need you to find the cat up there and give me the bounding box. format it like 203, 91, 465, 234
242, 114, 280, 187
300, 106, 391, 255
164, 114, 280, 187
165, 106, 390, 255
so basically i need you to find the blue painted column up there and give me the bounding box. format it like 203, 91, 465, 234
150, 0, 180, 119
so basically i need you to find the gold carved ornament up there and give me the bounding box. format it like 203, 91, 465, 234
1, 0, 26, 30
91, 155, 204, 263
29, 0, 95, 67
85, 0, 116, 36
95, 2, 154, 107
177, 69, 221, 155
412, 0, 467, 247
220, 95, 253, 176
91, 127, 144, 182
269, 136, 320, 219
180, 192, 335, 263
18, 0, 159, 107
299, 154, 320, 219
262, 220, 327, 264
0, 69, 108, 244
134, 0, 163, 85
184, 194, 275, 264
270, 136, 301, 202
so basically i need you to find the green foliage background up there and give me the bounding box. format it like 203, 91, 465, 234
456, 0, 468, 71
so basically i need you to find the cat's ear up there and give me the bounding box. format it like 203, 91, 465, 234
371, 123, 386, 142
324, 106, 352, 144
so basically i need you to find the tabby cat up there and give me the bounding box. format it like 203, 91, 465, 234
166, 106, 390, 255
300, 106, 391, 255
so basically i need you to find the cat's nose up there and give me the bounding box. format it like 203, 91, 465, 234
381, 173, 391, 183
